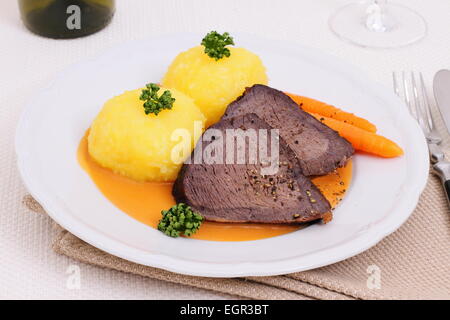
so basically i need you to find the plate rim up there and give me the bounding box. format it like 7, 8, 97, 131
15, 33, 430, 277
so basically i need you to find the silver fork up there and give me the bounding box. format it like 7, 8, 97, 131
393, 71, 450, 205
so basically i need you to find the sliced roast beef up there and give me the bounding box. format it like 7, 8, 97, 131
222, 84, 354, 176
173, 113, 331, 224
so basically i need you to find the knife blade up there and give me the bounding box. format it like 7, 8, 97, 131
433, 69, 450, 135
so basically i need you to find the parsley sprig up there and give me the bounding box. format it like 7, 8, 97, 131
201, 31, 235, 61
140, 83, 175, 116
157, 203, 203, 238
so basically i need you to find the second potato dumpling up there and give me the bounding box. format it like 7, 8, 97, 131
162, 45, 268, 126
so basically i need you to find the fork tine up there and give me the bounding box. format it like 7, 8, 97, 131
411, 71, 428, 131
392, 72, 399, 96
419, 72, 435, 131
402, 71, 415, 117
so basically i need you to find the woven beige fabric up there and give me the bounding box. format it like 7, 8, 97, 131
24, 172, 450, 300
51, 227, 310, 300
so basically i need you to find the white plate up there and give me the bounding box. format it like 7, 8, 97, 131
16, 34, 429, 277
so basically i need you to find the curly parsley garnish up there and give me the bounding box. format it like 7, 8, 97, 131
139, 83, 175, 115
157, 203, 203, 238
201, 31, 235, 61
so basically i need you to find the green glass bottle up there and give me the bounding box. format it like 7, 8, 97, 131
18, 0, 115, 39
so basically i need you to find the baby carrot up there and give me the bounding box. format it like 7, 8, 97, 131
310, 113, 403, 158
285, 92, 377, 133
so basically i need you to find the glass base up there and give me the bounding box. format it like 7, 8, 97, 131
329, 2, 427, 48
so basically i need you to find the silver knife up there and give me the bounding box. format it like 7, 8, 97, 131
434, 69, 450, 135
432, 69, 450, 207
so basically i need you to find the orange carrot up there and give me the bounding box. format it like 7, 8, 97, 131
285, 92, 377, 133
310, 113, 403, 158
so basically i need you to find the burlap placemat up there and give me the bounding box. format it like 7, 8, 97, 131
23, 173, 450, 300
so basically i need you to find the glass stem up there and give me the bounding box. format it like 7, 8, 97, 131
365, 0, 390, 32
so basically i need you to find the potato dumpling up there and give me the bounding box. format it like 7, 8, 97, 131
162, 46, 268, 126
88, 87, 205, 182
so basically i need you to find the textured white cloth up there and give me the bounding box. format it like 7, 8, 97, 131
1, 0, 450, 299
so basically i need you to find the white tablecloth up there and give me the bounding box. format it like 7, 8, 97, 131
1, 0, 449, 299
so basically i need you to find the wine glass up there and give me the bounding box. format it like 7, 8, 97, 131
329, 0, 427, 48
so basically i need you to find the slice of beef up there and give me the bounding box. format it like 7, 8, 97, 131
173, 113, 331, 224
222, 84, 354, 176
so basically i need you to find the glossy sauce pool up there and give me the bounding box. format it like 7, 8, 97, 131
78, 132, 352, 241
